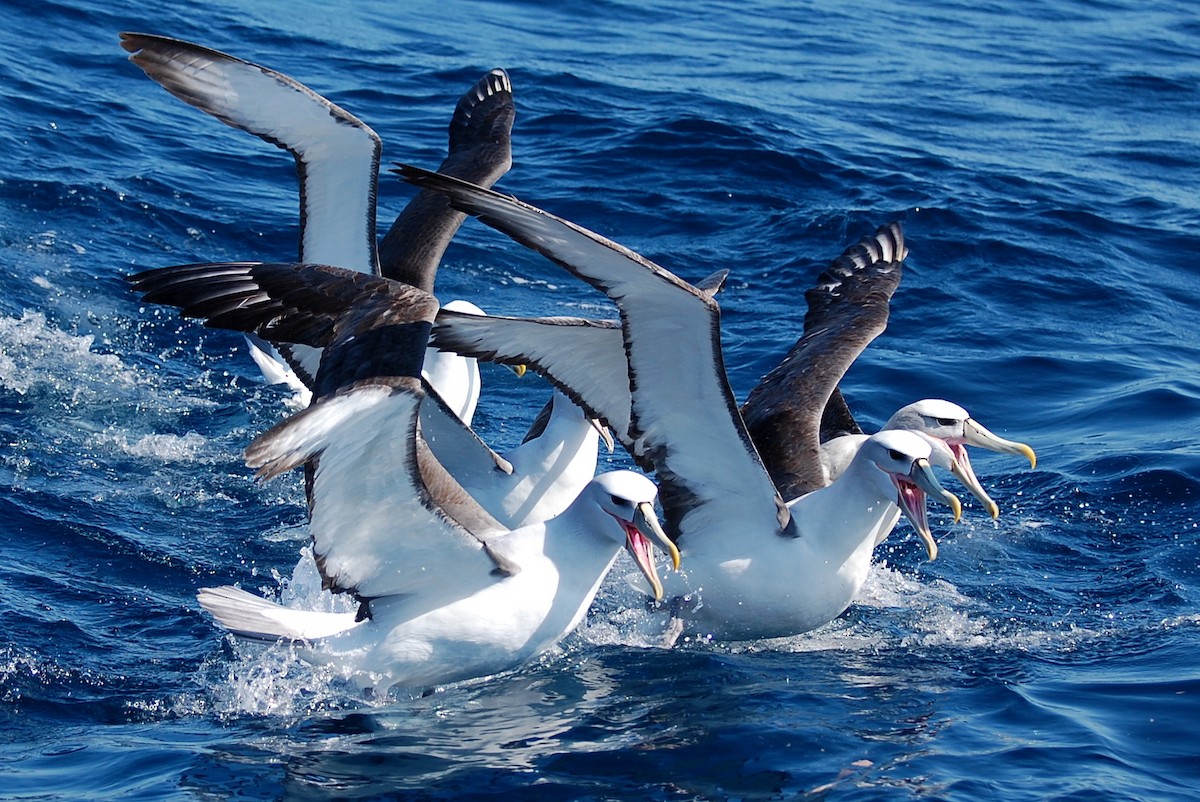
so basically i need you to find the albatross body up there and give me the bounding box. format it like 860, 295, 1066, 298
446, 389, 612, 529
670, 429, 949, 638
129, 261, 677, 693
396, 166, 963, 640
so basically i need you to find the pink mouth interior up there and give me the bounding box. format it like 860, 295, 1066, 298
951, 441, 972, 472
895, 478, 928, 532
625, 522, 653, 571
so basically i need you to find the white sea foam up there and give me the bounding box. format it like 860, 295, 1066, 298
0, 310, 138, 399
202, 638, 364, 717
91, 431, 212, 463
580, 557, 1119, 660
194, 545, 368, 715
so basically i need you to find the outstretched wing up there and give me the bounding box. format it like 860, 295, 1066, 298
740, 222, 905, 500
130, 260, 519, 596
127, 260, 429, 353
396, 165, 793, 545
432, 310, 634, 453
246, 378, 512, 600
120, 32, 381, 273
378, 69, 515, 290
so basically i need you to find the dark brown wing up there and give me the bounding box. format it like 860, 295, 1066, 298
740, 222, 906, 500
377, 69, 515, 290
128, 261, 438, 398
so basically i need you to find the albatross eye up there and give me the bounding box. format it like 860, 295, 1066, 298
887, 449, 906, 461
935, 418, 958, 426
610, 494, 627, 506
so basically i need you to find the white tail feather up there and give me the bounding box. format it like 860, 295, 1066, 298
197, 586, 362, 641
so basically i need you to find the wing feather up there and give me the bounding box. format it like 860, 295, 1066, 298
740, 222, 905, 499
432, 311, 633, 452
246, 379, 506, 599
397, 165, 792, 544
121, 32, 380, 272
378, 69, 515, 289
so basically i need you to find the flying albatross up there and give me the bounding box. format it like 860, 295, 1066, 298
120, 31, 514, 421
396, 165, 965, 640
128, 259, 678, 692
121, 34, 609, 527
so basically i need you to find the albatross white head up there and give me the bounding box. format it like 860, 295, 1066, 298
860, 429, 963, 561
884, 399, 1037, 520
583, 471, 680, 600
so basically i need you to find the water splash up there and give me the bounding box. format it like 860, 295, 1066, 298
0, 310, 137, 402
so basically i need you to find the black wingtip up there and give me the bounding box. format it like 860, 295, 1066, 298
390, 163, 468, 200
391, 162, 436, 185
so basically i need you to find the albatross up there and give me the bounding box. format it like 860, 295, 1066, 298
734, 230, 1036, 535
394, 165, 965, 640
429, 194, 1037, 544
120, 32, 514, 421
814, 399, 1036, 526
121, 34, 608, 526
128, 259, 678, 692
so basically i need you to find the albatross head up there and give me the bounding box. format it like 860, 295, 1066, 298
862, 430, 963, 561
884, 399, 1037, 520
589, 471, 680, 600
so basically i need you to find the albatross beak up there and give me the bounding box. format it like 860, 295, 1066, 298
963, 418, 1037, 470
624, 502, 680, 601
590, 419, 615, 453
894, 458, 962, 561
947, 445, 1001, 520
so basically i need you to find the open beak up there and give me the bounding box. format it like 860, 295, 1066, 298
590, 419, 615, 453
892, 457, 962, 561
947, 444, 1001, 520
963, 418, 1036, 469
623, 501, 680, 601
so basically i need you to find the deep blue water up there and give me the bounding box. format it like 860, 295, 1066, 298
2, 0, 1199, 798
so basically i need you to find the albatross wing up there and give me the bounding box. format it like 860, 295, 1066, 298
378, 69, 515, 289
740, 222, 906, 500
395, 165, 793, 545
120, 32, 381, 273
246, 378, 509, 601
432, 310, 634, 450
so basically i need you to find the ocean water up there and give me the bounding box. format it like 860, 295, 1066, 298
2, 0, 1199, 799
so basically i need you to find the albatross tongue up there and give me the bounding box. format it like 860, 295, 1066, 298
625, 523, 664, 601
895, 478, 936, 560
623, 499, 679, 602
894, 458, 962, 562
948, 443, 1001, 520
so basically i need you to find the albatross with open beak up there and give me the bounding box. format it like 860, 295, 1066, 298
128, 260, 677, 692
395, 165, 963, 640
814, 398, 1037, 534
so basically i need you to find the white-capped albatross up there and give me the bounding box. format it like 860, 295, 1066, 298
430, 209, 1035, 538
120, 32, 512, 421
121, 35, 607, 526
817, 399, 1036, 525
394, 165, 964, 640
128, 260, 678, 692
733, 230, 1036, 526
